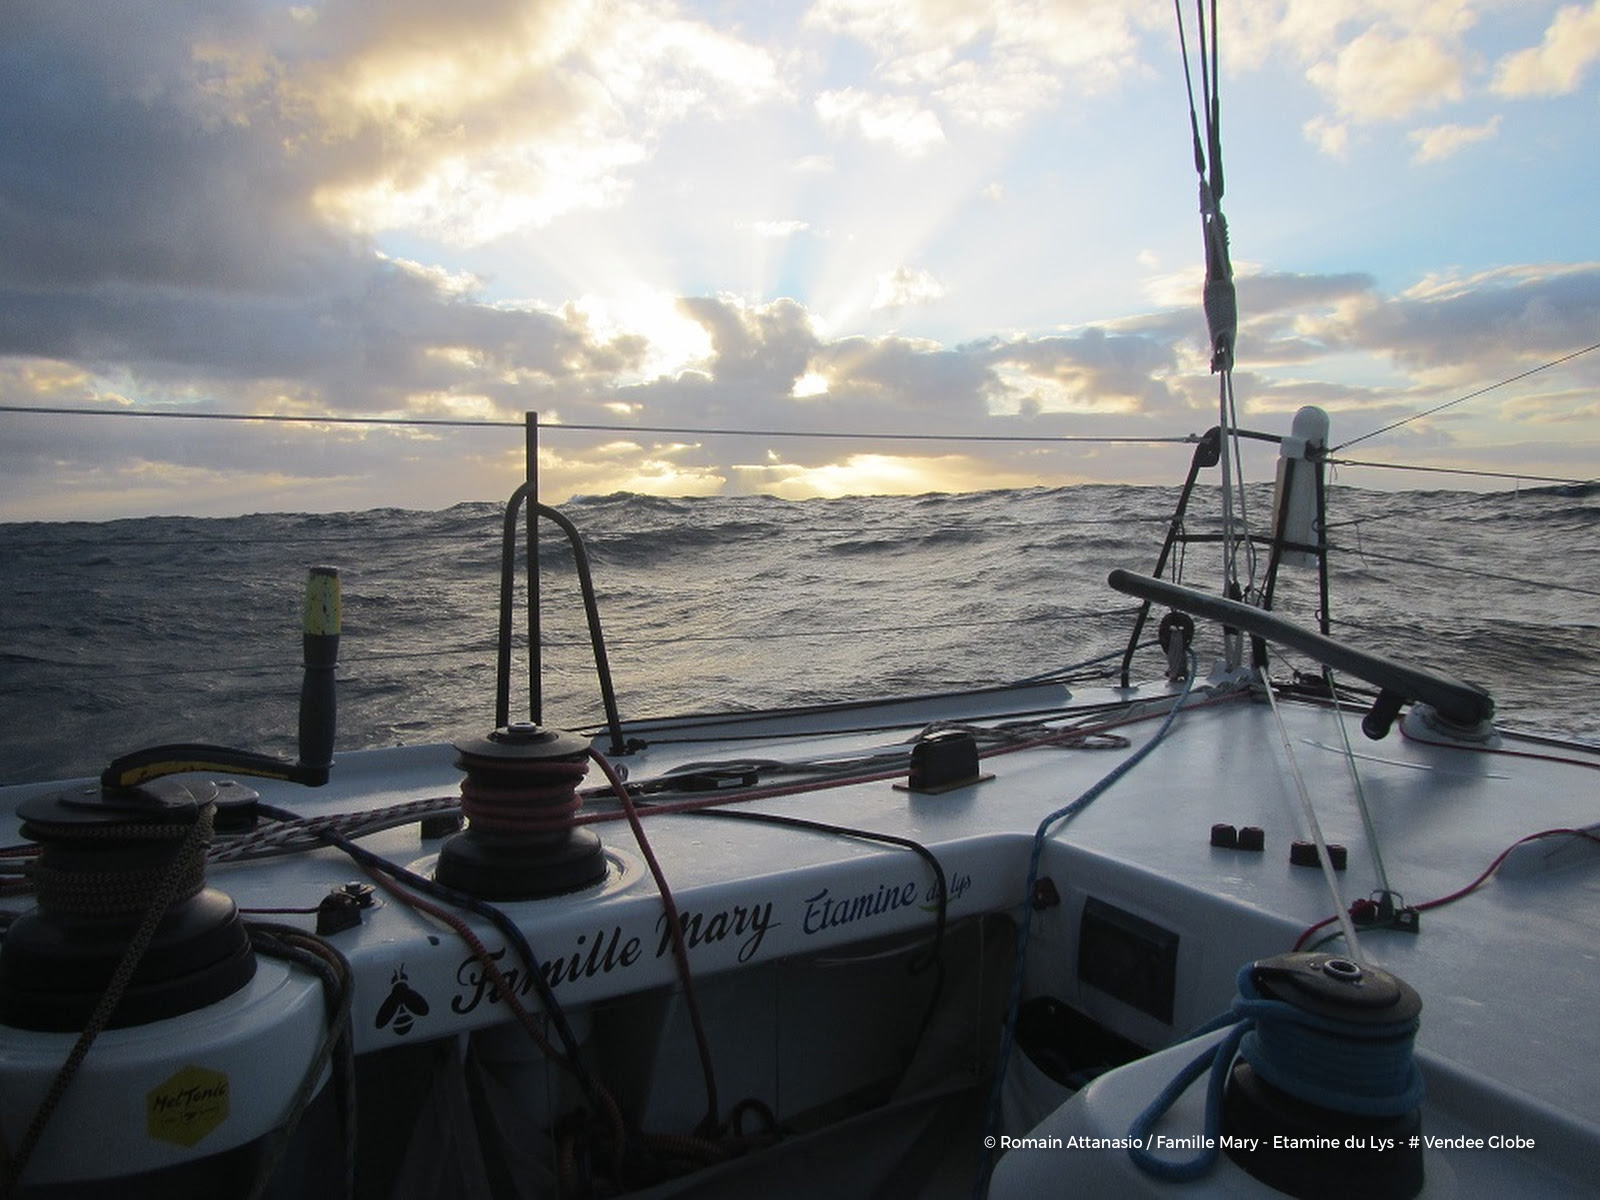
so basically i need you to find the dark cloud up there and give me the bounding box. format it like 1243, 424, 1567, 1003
1240, 271, 1378, 316
0, 1, 645, 429
1349, 267, 1600, 372
0, 2, 349, 293
0, 5, 1593, 517
677, 296, 819, 391
992, 328, 1184, 416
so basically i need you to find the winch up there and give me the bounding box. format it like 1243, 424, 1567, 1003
0, 778, 256, 1032
437, 722, 608, 899
1218, 953, 1425, 1200
0, 568, 346, 1198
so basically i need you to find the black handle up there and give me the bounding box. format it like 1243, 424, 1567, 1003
102, 567, 341, 790
298, 566, 341, 778
1107, 569, 1493, 736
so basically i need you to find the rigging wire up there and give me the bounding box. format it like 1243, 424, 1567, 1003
1331, 341, 1600, 454
0, 404, 1199, 447
1323, 669, 1392, 898
1259, 673, 1364, 960
1328, 458, 1594, 487
1176, 0, 1251, 634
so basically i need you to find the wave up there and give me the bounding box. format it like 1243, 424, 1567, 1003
2, 483, 1597, 783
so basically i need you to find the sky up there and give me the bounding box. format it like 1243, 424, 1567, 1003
1, 0, 1597, 521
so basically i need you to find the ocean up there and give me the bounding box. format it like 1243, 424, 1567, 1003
2, 483, 1596, 786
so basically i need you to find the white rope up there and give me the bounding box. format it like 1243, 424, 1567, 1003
1326, 670, 1392, 897
1260, 675, 1364, 959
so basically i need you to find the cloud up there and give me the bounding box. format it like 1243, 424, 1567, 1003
295, 0, 785, 243
1493, 1, 1600, 97
805, 0, 1146, 132
1302, 115, 1352, 159
0, 1, 671, 434
1304, 27, 1465, 124
1374, 264, 1600, 375
1409, 116, 1502, 162
5, 260, 1598, 516
991, 328, 1182, 417
0, 3, 353, 295
674, 295, 819, 390
1218, 4, 1584, 160
871, 267, 947, 311
2, 0, 786, 263
1, 2, 1596, 518
747, 219, 813, 239
814, 88, 946, 156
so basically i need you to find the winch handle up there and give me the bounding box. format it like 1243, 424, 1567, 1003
101, 567, 341, 789
297, 565, 341, 775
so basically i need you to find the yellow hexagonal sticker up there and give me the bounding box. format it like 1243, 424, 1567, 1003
146, 1065, 230, 1148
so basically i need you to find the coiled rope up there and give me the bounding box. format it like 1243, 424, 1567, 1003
1, 804, 215, 1196
456, 758, 588, 835
1127, 961, 1423, 1182
25, 807, 211, 917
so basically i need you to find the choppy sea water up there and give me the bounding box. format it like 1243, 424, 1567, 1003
1, 483, 1596, 785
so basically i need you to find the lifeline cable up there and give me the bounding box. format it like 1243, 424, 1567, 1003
0, 403, 1201, 447
1327, 458, 1593, 487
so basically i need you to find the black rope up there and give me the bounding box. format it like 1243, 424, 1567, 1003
0, 810, 213, 1197
684, 808, 951, 1048
244, 924, 357, 1200
253, 803, 609, 1117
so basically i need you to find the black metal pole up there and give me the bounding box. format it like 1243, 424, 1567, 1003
527, 412, 541, 725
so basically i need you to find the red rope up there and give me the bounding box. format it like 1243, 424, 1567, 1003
1294, 827, 1600, 950
456, 758, 589, 835
587, 746, 722, 1137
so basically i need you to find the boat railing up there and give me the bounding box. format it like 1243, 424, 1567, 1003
1116, 423, 1332, 688
1108, 568, 1495, 736
495, 480, 630, 756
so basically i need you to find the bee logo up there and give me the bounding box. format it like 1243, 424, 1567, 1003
375, 965, 431, 1036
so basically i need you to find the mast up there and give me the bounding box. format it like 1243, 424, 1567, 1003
1177, 0, 1249, 666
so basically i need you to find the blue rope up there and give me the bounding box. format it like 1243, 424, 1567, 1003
1127, 962, 1424, 1181
973, 653, 1199, 1198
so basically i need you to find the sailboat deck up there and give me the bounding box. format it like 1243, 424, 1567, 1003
3, 676, 1596, 1193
